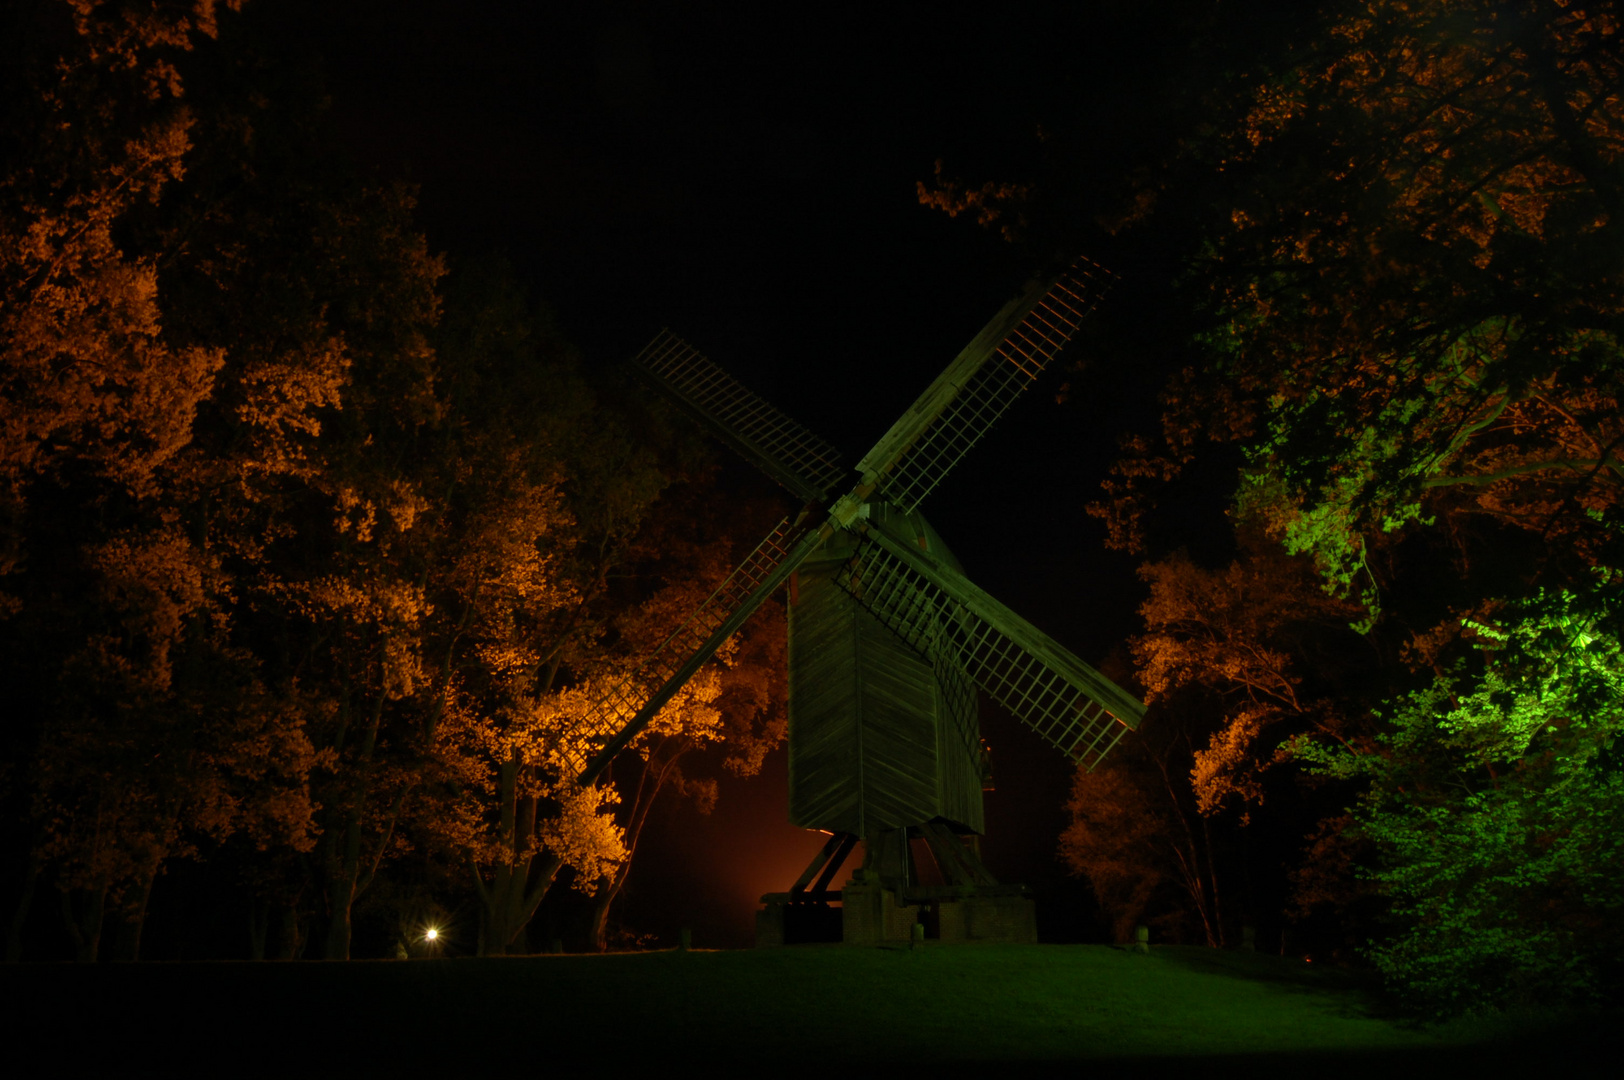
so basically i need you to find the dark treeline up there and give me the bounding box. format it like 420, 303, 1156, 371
923, 0, 1624, 1017
0, 0, 785, 962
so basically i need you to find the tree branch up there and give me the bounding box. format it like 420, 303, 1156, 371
1422, 457, 1623, 488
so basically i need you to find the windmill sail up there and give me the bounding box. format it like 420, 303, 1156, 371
565, 516, 822, 782
838, 514, 1142, 771
855, 259, 1112, 515
635, 331, 849, 503
572, 257, 1132, 788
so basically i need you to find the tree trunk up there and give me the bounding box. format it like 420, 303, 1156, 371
1201, 815, 1225, 948
588, 740, 687, 951
110, 859, 158, 962
276, 903, 306, 960
473, 756, 563, 955
477, 852, 564, 956
586, 873, 620, 952
60, 884, 107, 964
248, 899, 270, 961
322, 692, 399, 960
322, 808, 366, 959
1157, 744, 1220, 947
4, 853, 40, 962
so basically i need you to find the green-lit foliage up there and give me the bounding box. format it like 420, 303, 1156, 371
1086, 1, 1624, 1011
1296, 592, 1624, 1015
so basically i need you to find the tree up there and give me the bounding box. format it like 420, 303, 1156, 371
582, 590, 786, 952
1297, 598, 1624, 1014
1134, 538, 1368, 818
392, 259, 786, 957
1063, 543, 1367, 947
1061, 722, 1226, 946
0, 0, 234, 520
1, 2, 785, 964
0, 0, 327, 963
927, 1, 1624, 1005
1187, 0, 1624, 1009
1108, 0, 1624, 1007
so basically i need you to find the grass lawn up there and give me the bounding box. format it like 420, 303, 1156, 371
5, 943, 1614, 1075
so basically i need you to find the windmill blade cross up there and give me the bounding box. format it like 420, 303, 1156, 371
839, 514, 1143, 771
856, 258, 1112, 515
571, 256, 1125, 786
635, 330, 849, 504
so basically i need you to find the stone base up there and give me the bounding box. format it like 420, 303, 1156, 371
935, 892, 1037, 944
755, 902, 784, 948
756, 898, 846, 947
756, 871, 1038, 947
840, 870, 920, 946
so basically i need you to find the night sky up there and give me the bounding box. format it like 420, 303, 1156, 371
277, 0, 1209, 948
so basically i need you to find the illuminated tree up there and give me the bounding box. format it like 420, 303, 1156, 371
1115, 0, 1624, 1006
393, 262, 786, 956
1133, 539, 1367, 818
927, 1, 1624, 1003
1063, 543, 1366, 946
1183, 1, 1624, 1007
1296, 601, 1624, 1013
0, 0, 327, 962
0, 3, 786, 964
0, 0, 235, 521
1061, 720, 1225, 946
162, 143, 446, 960
581, 581, 786, 953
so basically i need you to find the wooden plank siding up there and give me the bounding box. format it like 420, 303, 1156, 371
788, 528, 984, 836
786, 562, 861, 830
933, 647, 984, 833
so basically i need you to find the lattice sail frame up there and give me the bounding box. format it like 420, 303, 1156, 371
858, 259, 1113, 515
557, 518, 810, 778
836, 518, 1143, 772
635, 331, 849, 503
931, 621, 982, 767
568, 258, 1137, 784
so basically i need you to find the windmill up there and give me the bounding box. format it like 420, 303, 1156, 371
563, 258, 1145, 945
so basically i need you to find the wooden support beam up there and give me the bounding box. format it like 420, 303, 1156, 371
789, 832, 843, 896
921, 821, 997, 887
811, 834, 858, 895
789, 832, 857, 900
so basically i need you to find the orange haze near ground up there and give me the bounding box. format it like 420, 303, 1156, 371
615, 745, 868, 949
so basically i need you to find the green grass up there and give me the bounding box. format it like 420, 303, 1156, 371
4, 944, 1613, 1074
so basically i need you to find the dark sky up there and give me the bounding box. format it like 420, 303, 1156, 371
276, 0, 1208, 947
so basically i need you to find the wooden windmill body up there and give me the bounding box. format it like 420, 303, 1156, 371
562, 260, 1146, 945
787, 504, 983, 838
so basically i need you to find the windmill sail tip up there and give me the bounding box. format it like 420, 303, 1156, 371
630, 331, 848, 503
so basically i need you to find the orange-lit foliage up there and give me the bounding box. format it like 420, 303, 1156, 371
1099, 0, 1624, 572
1059, 762, 1179, 943
379, 264, 790, 956
1062, 542, 1365, 946
0, 2, 241, 514
1, 5, 788, 964
0, 0, 331, 962
919, 0, 1624, 960
580, 568, 787, 952
916, 159, 1034, 243
1133, 540, 1365, 817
